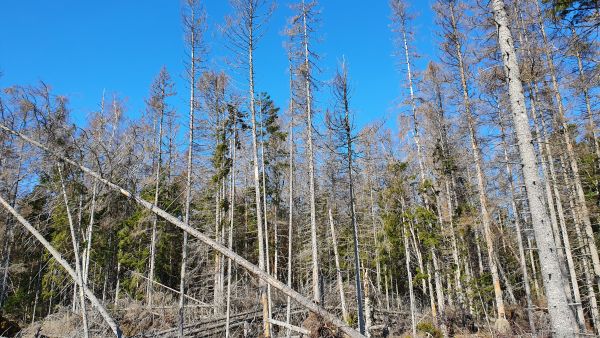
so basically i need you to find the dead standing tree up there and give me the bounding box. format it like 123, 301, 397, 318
179, 0, 205, 336
223, 1, 275, 335
326, 59, 366, 334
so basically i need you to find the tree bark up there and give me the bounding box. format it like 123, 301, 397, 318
58, 165, 89, 338
301, 0, 321, 305
491, 0, 579, 335
498, 110, 536, 334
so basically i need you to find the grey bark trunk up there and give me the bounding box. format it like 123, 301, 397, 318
498, 111, 536, 334
148, 104, 164, 308
58, 165, 89, 338
491, 1, 579, 335
301, 0, 321, 305
246, 3, 270, 335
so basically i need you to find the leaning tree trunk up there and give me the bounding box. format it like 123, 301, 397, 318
491, 0, 579, 335
0, 195, 122, 337
561, 155, 599, 333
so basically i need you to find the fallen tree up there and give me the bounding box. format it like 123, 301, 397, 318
0, 195, 123, 338
0, 123, 364, 338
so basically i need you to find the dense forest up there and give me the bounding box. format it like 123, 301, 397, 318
0, 0, 599, 337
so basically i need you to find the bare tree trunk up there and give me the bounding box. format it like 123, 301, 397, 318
0, 129, 25, 307
246, 12, 270, 334
426, 263, 438, 325
114, 262, 120, 307
259, 107, 273, 318
385, 271, 390, 311
570, 25, 600, 169
558, 154, 592, 332
444, 179, 463, 306
432, 249, 447, 337
398, 2, 425, 182
498, 111, 536, 334
328, 209, 349, 324
491, 1, 579, 335
148, 104, 164, 308
570, 188, 600, 335
58, 165, 89, 338
363, 269, 372, 338
179, 2, 201, 334
368, 179, 381, 292
527, 237, 541, 298
225, 126, 237, 338
401, 198, 417, 337
409, 220, 427, 294
285, 119, 294, 338
532, 84, 582, 309
301, 0, 321, 305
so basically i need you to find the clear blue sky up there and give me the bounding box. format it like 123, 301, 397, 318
0, 1, 439, 131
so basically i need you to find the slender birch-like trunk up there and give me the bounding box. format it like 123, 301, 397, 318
58, 165, 89, 338
259, 107, 273, 317
285, 121, 294, 338
225, 123, 237, 338
401, 198, 416, 337
244, 3, 270, 332
560, 155, 595, 332
285, 59, 295, 338
301, 0, 321, 305
491, 0, 579, 334
432, 249, 447, 337
148, 97, 165, 308
363, 269, 372, 338
179, 2, 202, 334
